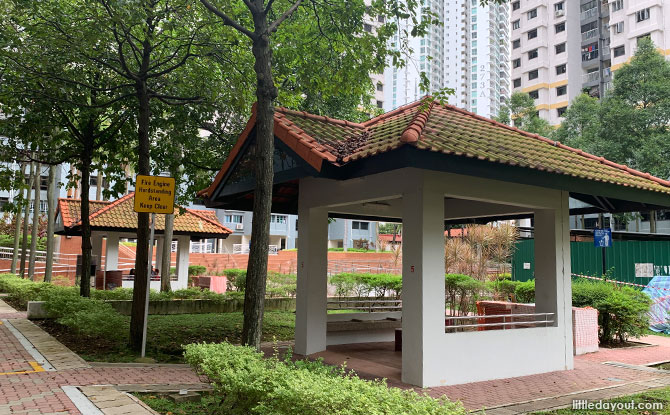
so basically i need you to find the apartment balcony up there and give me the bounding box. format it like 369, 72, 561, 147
582, 71, 600, 84
581, 28, 598, 42
580, 7, 597, 21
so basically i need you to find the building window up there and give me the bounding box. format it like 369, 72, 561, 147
376, 100, 383, 108
271, 214, 287, 224
557, 106, 568, 117
352, 221, 369, 231
0, 197, 8, 210
555, 22, 565, 33
40, 176, 48, 191
376, 82, 383, 92
512, 1, 520, 11
556, 85, 567, 96
613, 45, 625, 57
527, 28, 537, 40
363, 23, 372, 32
224, 214, 243, 223
611, 0, 623, 12
556, 63, 567, 75
555, 42, 566, 54
513, 78, 522, 88
512, 39, 521, 49
636, 8, 650, 23
512, 20, 520, 30
377, 15, 385, 23
529, 90, 539, 99
613, 21, 624, 34
513, 58, 521, 68
527, 8, 537, 19
89, 175, 98, 187
528, 69, 539, 80
528, 48, 538, 59
554, 2, 564, 12
637, 33, 651, 44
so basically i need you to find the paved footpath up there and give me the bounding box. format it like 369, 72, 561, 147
0, 299, 206, 414
2, 296, 670, 414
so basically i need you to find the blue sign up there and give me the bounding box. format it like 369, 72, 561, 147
594, 228, 612, 248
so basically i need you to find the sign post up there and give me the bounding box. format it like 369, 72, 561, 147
133, 175, 176, 358
594, 228, 612, 276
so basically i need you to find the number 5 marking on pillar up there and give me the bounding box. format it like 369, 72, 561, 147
410, 265, 415, 273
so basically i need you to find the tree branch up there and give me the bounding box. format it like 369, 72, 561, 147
198, 0, 255, 39
268, 0, 303, 33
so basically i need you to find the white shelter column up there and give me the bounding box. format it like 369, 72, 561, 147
295, 202, 328, 356
401, 176, 446, 387
175, 235, 190, 288
105, 233, 119, 270
155, 238, 164, 273
91, 234, 103, 269
534, 190, 573, 369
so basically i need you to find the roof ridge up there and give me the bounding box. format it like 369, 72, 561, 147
76, 192, 135, 227
275, 106, 366, 129
186, 208, 233, 233
400, 100, 434, 143
362, 99, 424, 127
436, 101, 670, 188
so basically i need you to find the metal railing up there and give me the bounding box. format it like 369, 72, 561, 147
327, 299, 402, 312
583, 71, 600, 83
580, 7, 597, 20
232, 244, 279, 255
581, 28, 598, 42
445, 312, 555, 332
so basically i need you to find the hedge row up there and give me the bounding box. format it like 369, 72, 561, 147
184, 342, 466, 415
219, 269, 297, 298
0, 273, 240, 310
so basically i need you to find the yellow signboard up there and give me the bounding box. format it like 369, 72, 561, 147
134, 175, 176, 214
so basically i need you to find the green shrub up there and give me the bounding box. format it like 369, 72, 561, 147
512, 279, 652, 343
514, 280, 535, 303
445, 274, 486, 316
222, 269, 247, 291
486, 279, 519, 300
266, 272, 297, 298
184, 342, 466, 415
188, 265, 207, 276
329, 273, 402, 299
41, 289, 127, 338
0, 235, 46, 251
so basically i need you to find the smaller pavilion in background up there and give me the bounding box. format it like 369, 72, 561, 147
55, 192, 231, 290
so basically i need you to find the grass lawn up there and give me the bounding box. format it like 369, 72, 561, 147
135, 393, 219, 415
36, 311, 295, 363
533, 387, 670, 414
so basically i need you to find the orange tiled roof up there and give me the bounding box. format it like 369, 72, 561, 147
57, 199, 111, 227
200, 97, 670, 198
60, 193, 231, 236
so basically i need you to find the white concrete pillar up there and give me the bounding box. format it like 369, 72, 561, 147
534, 191, 574, 369
401, 178, 446, 387
295, 202, 329, 356
91, 233, 103, 268
176, 235, 190, 288
105, 233, 119, 271
155, 238, 164, 273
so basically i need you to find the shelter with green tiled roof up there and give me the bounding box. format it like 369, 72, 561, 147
56, 193, 231, 290
202, 97, 670, 388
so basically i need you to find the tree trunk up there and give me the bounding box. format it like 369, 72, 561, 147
11, 163, 26, 274
28, 163, 41, 280
95, 170, 102, 200
79, 158, 93, 296
19, 162, 35, 278
160, 213, 174, 292
44, 165, 57, 283
650, 210, 657, 233
242, 18, 278, 350
130, 80, 152, 352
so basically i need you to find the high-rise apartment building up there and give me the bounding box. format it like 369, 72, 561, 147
384, 0, 510, 118
512, 0, 670, 126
